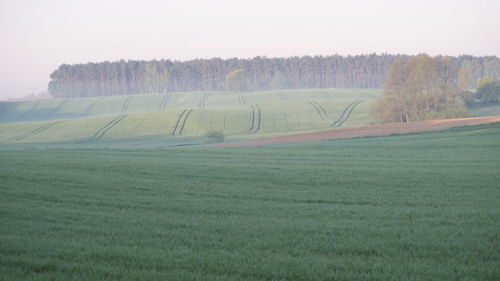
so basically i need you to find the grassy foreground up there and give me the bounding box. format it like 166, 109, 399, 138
1, 123, 500, 281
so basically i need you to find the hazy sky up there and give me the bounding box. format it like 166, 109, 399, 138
1, 0, 499, 99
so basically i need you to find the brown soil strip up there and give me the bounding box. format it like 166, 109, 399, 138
214, 116, 500, 147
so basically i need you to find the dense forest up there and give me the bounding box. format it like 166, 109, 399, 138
48, 54, 500, 97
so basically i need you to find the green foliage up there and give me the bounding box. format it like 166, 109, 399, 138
477, 77, 493, 88
224, 69, 250, 91
1, 123, 500, 280
458, 90, 475, 105
372, 55, 471, 122
47, 55, 500, 97
270, 72, 288, 89
203, 130, 225, 143
475, 78, 500, 102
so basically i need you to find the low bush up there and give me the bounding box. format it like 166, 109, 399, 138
203, 130, 225, 143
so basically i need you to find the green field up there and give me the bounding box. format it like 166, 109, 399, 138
1, 123, 499, 280
469, 101, 500, 117
0, 89, 380, 147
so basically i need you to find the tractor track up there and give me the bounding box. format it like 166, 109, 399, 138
46, 99, 68, 118
84, 101, 97, 115
238, 95, 247, 105
322, 91, 332, 99
278, 92, 289, 101
16, 100, 40, 121
120, 96, 133, 114
198, 93, 210, 109
159, 94, 171, 111
309, 100, 328, 119
2, 121, 59, 144
172, 109, 193, 136
90, 115, 127, 141
330, 100, 363, 127
248, 104, 262, 134
178, 110, 193, 136
312, 100, 328, 117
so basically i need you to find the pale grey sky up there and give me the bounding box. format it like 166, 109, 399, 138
1, 0, 499, 99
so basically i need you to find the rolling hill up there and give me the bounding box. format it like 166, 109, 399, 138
0, 89, 381, 147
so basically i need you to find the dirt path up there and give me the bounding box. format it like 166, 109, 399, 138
214, 116, 500, 147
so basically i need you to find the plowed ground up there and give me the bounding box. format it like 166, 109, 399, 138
216, 116, 500, 147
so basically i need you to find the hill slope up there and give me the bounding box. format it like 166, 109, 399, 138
0, 89, 380, 147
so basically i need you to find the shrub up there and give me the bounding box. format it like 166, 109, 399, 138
203, 130, 225, 143
475, 79, 500, 102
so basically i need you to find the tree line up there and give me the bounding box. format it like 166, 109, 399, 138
48, 54, 500, 97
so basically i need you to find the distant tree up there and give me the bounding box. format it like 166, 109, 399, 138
224, 69, 250, 91
270, 72, 288, 89
371, 55, 470, 123
47, 55, 500, 97
475, 78, 500, 102
477, 77, 493, 88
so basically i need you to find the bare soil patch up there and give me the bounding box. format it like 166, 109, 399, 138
215, 116, 500, 147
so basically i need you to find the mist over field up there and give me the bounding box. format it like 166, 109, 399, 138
1, 0, 500, 99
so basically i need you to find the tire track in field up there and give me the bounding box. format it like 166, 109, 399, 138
16, 100, 40, 121
237, 95, 247, 105
120, 96, 133, 114
248, 104, 262, 134
178, 110, 193, 136
198, 93, 210, 109
159, 94, 171, 111
90, 115, 127, 141
330, 100, 363, 127
308, 100, 328, 119
322, 91, 332, 99
171, 109, 193, 136
46, 98, 68, 118
2, 121, 60, 144
84, 101, 97, 115
312, 100, 328, 117
278, 91, 289, 101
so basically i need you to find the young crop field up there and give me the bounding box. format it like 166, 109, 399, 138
1, 123, 499, 280
0, 89, 381, 147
